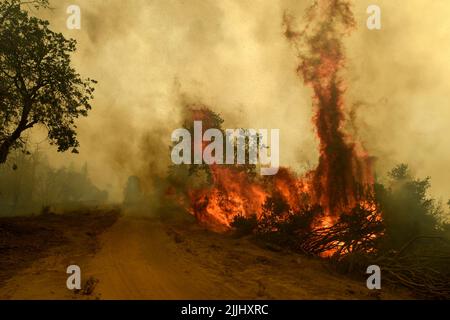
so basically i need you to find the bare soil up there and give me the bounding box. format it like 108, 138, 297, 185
0, 208, 412, 299
0, 208, 119, 299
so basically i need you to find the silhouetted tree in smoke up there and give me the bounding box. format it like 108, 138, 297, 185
0, 150, 108, 215
0, 0, 96, 164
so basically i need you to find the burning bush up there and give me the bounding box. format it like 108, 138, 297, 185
256, 196, 319, 253
234, 191, 383, 258
300, 203, 384, 257
231, 214, 258, 237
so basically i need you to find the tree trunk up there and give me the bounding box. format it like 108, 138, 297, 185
0, 98, 33, 164
0, 139, 12, 164
0, 130, 22, 164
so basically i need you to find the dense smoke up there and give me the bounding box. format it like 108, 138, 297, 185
17, 0, 450, 205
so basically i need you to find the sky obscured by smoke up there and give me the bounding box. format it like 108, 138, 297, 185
30, 0, 450, 202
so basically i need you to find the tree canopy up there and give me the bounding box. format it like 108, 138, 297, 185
0, 0, 96, 164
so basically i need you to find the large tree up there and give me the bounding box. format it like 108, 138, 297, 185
0, 0, 96, 164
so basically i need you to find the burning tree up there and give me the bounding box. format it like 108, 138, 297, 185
168, 103, 383, 258
169, 106, 266, 232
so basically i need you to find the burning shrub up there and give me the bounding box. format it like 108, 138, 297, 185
254, 193, 318, 253
254, 194, 383, 258
231, 214, 258, 237
258, 192, 292, 232
301, 204, 384, 257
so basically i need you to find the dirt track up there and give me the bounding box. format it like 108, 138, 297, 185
86, 217, 233, 299
0, 213, 412, 300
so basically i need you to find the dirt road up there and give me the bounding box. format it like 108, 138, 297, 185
0, 214, 411, 299
85, 217, 238, 299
